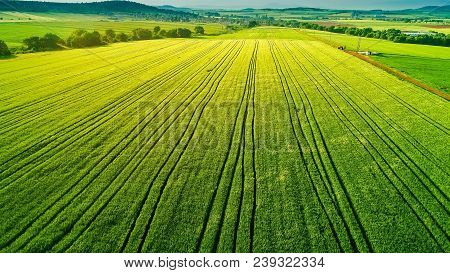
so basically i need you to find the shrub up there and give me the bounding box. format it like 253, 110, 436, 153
132, 28, 152, 40
177, 28, 192, 38
166, 28, 192, 38
103, 29, 116, 43
0, 40, 11, 56
116, 32, 129, 42
67, 30, 102, 48
166, 29, 178, 38
23, 33, 63, 52
248, 21, 259, 28
194, 26, 205, 35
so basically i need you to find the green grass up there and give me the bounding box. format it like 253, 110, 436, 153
372, 54, 450, 93
0, 28, 449, 253
302, 29, 450, 93
305, 29, 450, 58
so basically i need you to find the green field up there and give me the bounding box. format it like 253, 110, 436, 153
304, 29, 450, 93
371, 54, 450, 93
0, 29, 448, 252
0, 19, 226, 47
328, 19, 450, 34
0, 11, 110, 22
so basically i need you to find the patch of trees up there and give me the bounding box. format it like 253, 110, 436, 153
23, 33, 63, 51
116, 32, 130, 42
166, 28, 192, 38
297, 22, 450, 47
132, 28, 153, 40
0, 40, 11, 56
16, 25, 201, 55
248, 21, 259, 28
195, 26, 205, 35
66, 30, 102, 48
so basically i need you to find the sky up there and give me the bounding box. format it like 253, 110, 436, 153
20, 0, 450, 10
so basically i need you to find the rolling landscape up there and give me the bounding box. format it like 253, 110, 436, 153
0, 0, 449, 253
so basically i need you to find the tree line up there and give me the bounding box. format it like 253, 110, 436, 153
295, 22, 450, 47
238, 18, 450, 47
0, 25, 206, 56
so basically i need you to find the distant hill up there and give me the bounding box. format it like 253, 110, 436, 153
282, 7, 332, 12
411, 5, 450, 13
254, 5, 450, 16
0, 1, 196, 17
157, 5, 193, 13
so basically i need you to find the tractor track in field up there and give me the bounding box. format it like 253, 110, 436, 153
332, 55, 449, 135
0, 41, 223, 188
294, 41, 449, 242
0, 40, 191, 113
276, 43, 346, 252
135, 43, 245, 253
301, 42, 449, 177
0, 37, 448, 253
119, 41, 244, 253
0, 40, 188, 107
0, 41, 218, 178
292, 43, 449, 237
0, 41, 200, 131
0, 41, 136, 77
0, 41, 231, 251
270, 41, 353, 252
297, 43, 450, 213
274, 41, 365, 252
249, 42, 258, 253
288, 42, 447, 251
0, 41, 189, 102
9, 41, 238, 253
211, 41, 259, 253
279, 41, 383, 252
0, 41, 197, 139
193, 42, 256, 254
235, 41, 258, 253
57, 42, 242, 252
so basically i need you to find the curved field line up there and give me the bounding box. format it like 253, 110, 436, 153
0, 42, 214, 176
56, 42, 242, 252
294, 42, 450, 205
272, 41, 364, 251
0, 41, 196, 135
11, 42, 236, 252
249, 42, 258, 253
0, 41, 229, 251
298, 42, 450, 178
234, 41, 258, 253
0, 42, 137, 77
270, 41, 354, 252
0, 42, 223, 188
193, 42, 257, 253
321, 49, 450, 135
0, 41, 188, 112
211, 43, 259, 253
0, 41, 189, 104
0, 41, 199, 130
126, 41, 245, 253
276, 41, 376, 252
303, 44, 449, 175
288, 42, 447, 250
291, 42, 450, 229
